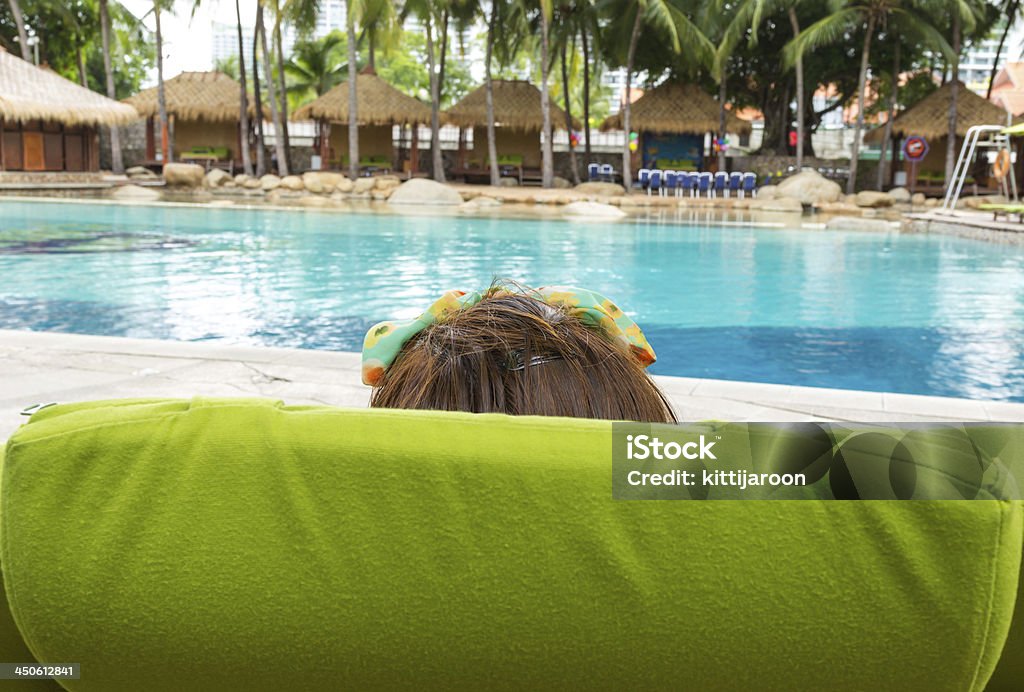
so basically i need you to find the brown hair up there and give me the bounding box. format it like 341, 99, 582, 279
369, 286, 676, 423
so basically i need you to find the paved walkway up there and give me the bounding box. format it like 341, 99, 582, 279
2, 329, 1022, 440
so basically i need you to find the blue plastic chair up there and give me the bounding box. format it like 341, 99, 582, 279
742, 172, 757, 198
713, 172, 728, 198
698, 172, 712, 197
600, 163, 614, 182
638, 168, 650, 191
678, 172, 691, 198
689, 174, 700, 198
729, 172, 742, 197
649, 170, 662, 196
663, 170, 677, 197
587, 163, 600, 181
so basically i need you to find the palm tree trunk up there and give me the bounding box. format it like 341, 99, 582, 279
540, 10, 553, 188
438, 9, 449, 106
425, 15, 445, 182
581, 23, 591, 160
847, 13, 875, 195
877, 38, 899, 191
155, 3, 171, 163
788, 7, 804, 171
76, 45, 88, 87
717, 72, 727, 171
273, 11, 291, 167
346, 0, 359, 179
987, 0, 1019, 99
259, 6, 288, 176
99, 0, 123, 174
235, 0, 253, 176
561, 40, 580, 185
7, 0, 31, 62
369, 34, 376, 71
252, 13, 266, 177
622, 7, 643, 191
944, 12, 960, 192
485, 0, 500, 186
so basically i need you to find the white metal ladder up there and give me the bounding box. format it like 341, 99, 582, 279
942, 125, 1017, 211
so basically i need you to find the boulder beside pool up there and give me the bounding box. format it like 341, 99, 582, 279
111, 184, 161, 201
162, 162, 205, 187
775, 170, 841, 205
387, 178, 464, 206
562, 201, 627, 220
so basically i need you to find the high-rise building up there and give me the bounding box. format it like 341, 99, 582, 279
960, 20, 1024, 95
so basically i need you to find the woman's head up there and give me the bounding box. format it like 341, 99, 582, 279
362, 283, 675, 423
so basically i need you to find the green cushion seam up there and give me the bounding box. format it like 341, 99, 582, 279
967, 502, 1009, 692
0, 442, 43, 664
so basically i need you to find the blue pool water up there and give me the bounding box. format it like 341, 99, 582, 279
1, 199, 1023, 401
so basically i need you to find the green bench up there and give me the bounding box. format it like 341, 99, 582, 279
979, 203, 1024, 223
2, 398, 1022, 690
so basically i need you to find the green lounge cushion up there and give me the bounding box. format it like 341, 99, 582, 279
1, 398, 1022, 691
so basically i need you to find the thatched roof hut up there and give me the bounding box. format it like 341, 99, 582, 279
445, 80, 581, 131
0, 46, 136, 126
292, 71, 432, 125
124, 71, 266, 122
864, 81, 1015, 143
599, 82, 751, 135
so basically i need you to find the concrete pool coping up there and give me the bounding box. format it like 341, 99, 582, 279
2, 329, 1021, 441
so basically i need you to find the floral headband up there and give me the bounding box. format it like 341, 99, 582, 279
361, 286, 656, 386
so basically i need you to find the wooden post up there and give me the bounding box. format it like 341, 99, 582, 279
410, 125, 419, 176
321, 119, 331, 164
145, 117, 155, 161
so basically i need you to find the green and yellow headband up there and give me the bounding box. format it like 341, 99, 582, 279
361, 286, 657, 386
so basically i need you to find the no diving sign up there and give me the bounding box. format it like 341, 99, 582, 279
903, 136, 929, 162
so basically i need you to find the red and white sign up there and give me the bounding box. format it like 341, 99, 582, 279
903, 136, 929, 162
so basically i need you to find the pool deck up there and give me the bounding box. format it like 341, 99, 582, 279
2, 329, 1021, 440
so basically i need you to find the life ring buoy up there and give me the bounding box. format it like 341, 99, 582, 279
993, 149, 1012, 179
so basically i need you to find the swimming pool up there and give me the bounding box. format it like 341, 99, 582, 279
2, 199, 1023, 401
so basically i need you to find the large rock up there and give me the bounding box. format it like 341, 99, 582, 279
280, 175, 304, 191
755, 184, 778, 200
387, 178, 464, 206
887, 186, 911, 203
126, 166, 157, 180
562, 201, 627, 219
204, 169, 231, 187
374, 175, 401, 191
335, 178, 354, 193
816, 201, 864, 215
776, 170, 841, 205
552, 176, 572, 189
243, 177, 263, 189
353, 177, 376, 194
111, 184, 161, 201
574, 181, 625, 196
854, 191, 895, 208
162, 162, 205, 187
911, 192, 926, 206
260, 174, 282, 191
302, 171, 346, 193
751, 196, 803, 213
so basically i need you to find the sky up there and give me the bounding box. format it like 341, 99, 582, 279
120, 0, 260, 85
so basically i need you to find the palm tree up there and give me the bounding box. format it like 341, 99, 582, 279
7, 0, 31, 61
99, 0, 124, 174
258, 2, 289, 175
784, 0, 953, 194
234, 0, 253, 176
484, 0, 501, 185
943, 1, 980, 192
153, 0, 171, 163
252, 8, 267, 177
345, 0, 360, 180
539, 0, 554, 188
609, 0, 712, 190
284, 32, 347, 104
404, 0, 446, 182
360, 0, 399, 70
986, 1, 1021, 100
876, 35, 900, 190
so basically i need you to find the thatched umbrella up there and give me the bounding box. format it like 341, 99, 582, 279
598, 82, 750, 174
292, 70, 432, 174
0, 47, 136, 172
864, 81, 1017, 188
124, 71, 268, 167
444, 80, 581, 180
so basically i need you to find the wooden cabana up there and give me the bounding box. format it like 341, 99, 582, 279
0, 47, 136, 172
292, 69, 432, 175
445, 80, 581, 184
600, 82, 752, 173
864, 81, 1018, 190
124, 71, 266, 170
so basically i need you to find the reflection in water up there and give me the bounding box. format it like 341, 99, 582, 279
1, 201, 1023, 401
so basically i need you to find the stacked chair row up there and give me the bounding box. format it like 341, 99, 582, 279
586, 163, 617, 182
640, 169, 757, 198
